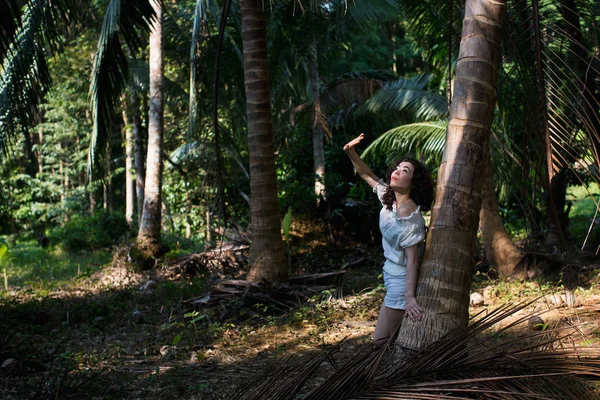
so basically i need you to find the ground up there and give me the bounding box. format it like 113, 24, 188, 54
1, 223, 600, 399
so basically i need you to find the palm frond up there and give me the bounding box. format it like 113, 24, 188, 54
337, 0, 399, 27
323, 75, 385, 111
499, 0, 600, 234
396, 0, 463, 67
88, 0, 155, 178
360, 75, 449, 121
188, 0, 208, 141
200, 300, 600, 399
362, 120, 447, 163
128, 59, 189, 103
0, 0, 67, 157
0, 0, 21, 62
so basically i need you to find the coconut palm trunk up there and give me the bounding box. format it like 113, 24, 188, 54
131, 93, 145, 224
240, 0, 287, 283
136, 0, 164, 257
123, 96, 135, 226
397, 0, 507, 350
480, 148, 526, 279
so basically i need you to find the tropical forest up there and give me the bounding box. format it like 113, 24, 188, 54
2, 0, 600, 398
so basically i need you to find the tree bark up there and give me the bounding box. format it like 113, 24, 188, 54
132, 93, 145, 225
123, 96, 135, 226
136, 0, 164, 258
396, 0, 507, 350
308, 41, 326, 204
480, 148, 526, 278
240, 0, 287, 283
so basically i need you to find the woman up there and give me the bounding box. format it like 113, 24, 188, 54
344, 133, 434, 346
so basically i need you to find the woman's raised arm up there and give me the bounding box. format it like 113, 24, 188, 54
343, 134, 379, 188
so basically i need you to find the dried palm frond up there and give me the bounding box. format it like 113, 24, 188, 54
200, 300, 600, 400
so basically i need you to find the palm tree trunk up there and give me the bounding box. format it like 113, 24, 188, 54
136, 0, 164, 257
123, 96, 135, 226
308, 41, 326, 204
240, 0, 287, 283
480, 149, 526, 279
397, 0, 507, 350
132, 93, 145, 225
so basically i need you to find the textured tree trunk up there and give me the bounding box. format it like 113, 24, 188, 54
37, 126, 43, 176
136, 0, 164, 258
103, 142, 113, 213
58, 142, 65, 211
132, 93, 145, 225
240, 0, 287, 283
480, 149, 526, 278
308, 41, 326, 204
123, 96, 135, 226
397, 0, 507, 350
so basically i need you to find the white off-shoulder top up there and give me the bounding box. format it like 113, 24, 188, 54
373, 179, 426, 275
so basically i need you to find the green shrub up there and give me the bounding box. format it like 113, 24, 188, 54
53, 211, 129, 252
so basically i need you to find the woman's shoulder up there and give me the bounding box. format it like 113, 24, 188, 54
395, 200, 419, 219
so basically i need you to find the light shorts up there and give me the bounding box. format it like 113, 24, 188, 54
383, 270, 407, 310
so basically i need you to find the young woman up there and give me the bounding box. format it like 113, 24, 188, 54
344, 133, 434, 345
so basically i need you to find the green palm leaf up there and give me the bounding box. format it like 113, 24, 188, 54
0, 0, 21, 61
128, 59, 189, 103
396, 0, 463, 66
362, 120, 447, 163
0, 0, 68, 157
88, 0, 155, 178
361, 75, 449, 121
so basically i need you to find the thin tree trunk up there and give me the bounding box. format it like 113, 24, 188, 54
206, 209, 212, 245
136, 0, 164, 257
89, 189, 96, 215
241, 0, 287, 283
7, 163, 15, 235
123, 96, 135, 226
480, 148, 526, 279
103, 142, 113, 213
397, 0, 507, 350
58, 142, 65, 211
308, 41, 326, 204
132, 93, 145, 225
37, 126, 43, 176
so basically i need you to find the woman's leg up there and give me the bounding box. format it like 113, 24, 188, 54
373, 304, 405, 346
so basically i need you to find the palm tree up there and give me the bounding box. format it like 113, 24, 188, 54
362, 76, 526, 278
135, 0, 164, 257
240, 0, 287, 282
396, 0, 508, 349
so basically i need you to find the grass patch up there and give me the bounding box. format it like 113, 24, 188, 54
1, 239, 111, 290
567, 182, 600, 243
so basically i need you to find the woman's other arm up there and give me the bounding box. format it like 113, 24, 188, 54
343, 134, 379, 188
404, 244, 422, 321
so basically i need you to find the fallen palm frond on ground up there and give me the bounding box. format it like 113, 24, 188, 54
204, 299, 600, 399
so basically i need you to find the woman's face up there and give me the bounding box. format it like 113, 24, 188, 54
389, 161, 414, 191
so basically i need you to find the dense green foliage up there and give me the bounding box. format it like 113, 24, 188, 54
1, 0, 599, 256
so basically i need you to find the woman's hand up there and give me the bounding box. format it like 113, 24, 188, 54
405, 297, 422, 321
343, 133, 365, 151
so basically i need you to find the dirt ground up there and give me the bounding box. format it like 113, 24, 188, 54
1, 230, 600, 399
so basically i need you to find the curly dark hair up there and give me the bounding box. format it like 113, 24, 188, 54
381, 157, 434, 212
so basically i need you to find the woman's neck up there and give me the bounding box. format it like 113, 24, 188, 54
394, 190, 411, 206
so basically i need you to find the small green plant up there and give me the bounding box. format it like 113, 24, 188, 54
0, 239, 10, 290
184, 310, 207, 329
